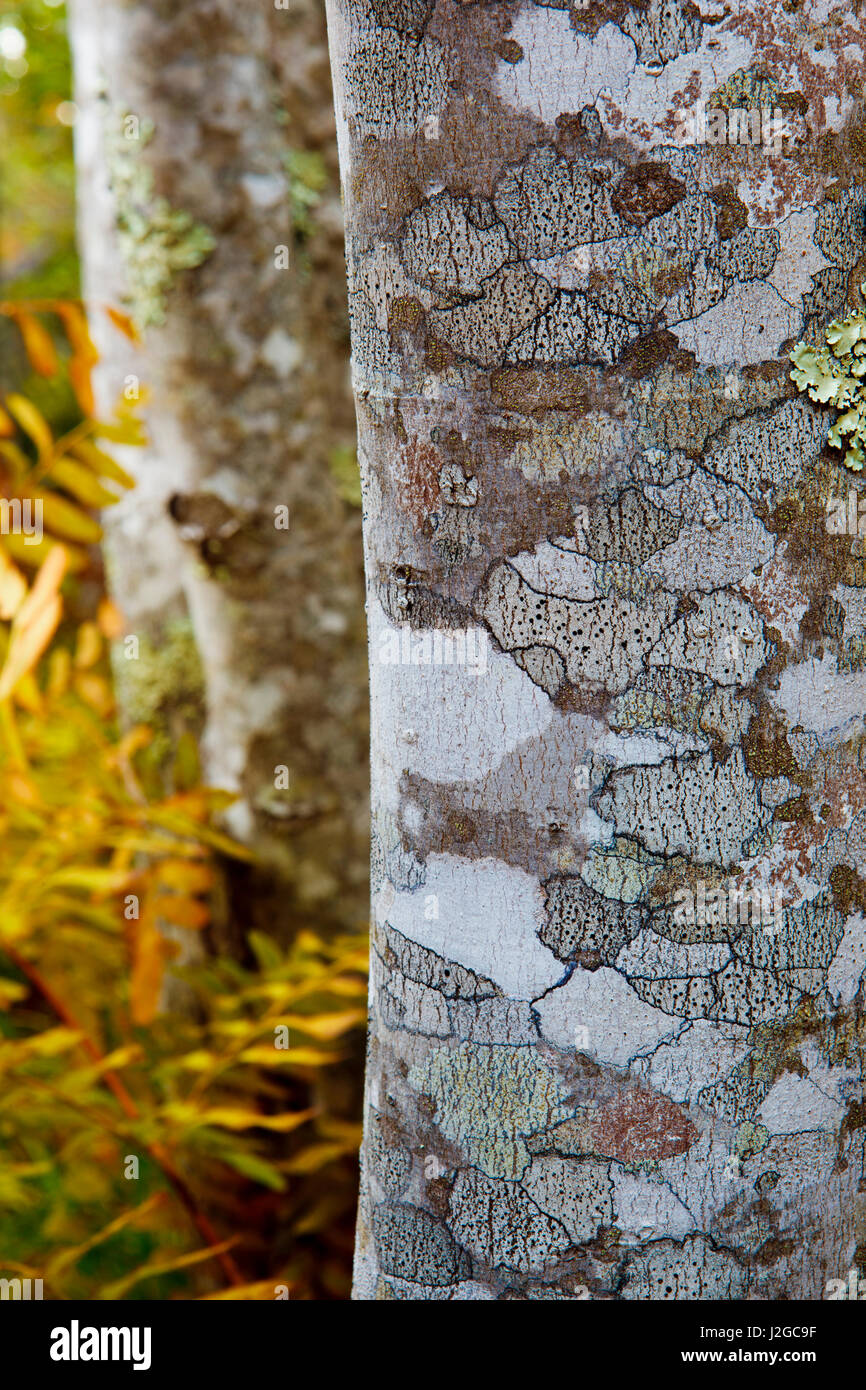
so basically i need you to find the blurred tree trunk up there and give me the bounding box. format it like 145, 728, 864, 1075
326, 0, 866, 1299
69, 0, 369, 950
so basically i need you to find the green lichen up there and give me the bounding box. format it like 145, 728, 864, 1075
612, 672, 706, 736
734, 1120, 770, 1160
581, 836, 664, 904
744, 1002, 821, 1093
596, 559, 661, 605
708, 67, 806, 116
743, 707, 801, 781
112, 616, 205, 772
840, 632, 866, 670
790, 289, 866, 472
107, 113, 216, 330
708, 68, 781, 112
409, 1043, 575, 1181
773, 794, 812, 824
388, 296, 425, 333
828, 864, 866, 918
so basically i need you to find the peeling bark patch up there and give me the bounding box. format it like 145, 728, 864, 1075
541, 873, 643, 964
344, 25, 448, 139
476, 561, 675, 696
373, 1203, 471, 1283
449, 1168, 575, 1272
594, 749, 771, 867
589, 1086, 698, 1162
368, 0, 434, 35
375, 919, 501, 1001
429, 263, 556, 367
400, 190, 514, 296
620, 1235, 746, 1300
521, 1155, 614, 1243
494, 146, 626, 258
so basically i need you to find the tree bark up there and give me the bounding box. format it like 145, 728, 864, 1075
326, 0, 866, 1299
70, 0, 369, 947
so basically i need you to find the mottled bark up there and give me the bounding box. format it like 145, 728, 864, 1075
325, 0, 866, 1299
70, 0, 368, 945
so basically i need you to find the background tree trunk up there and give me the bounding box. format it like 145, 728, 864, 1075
326, 0, 866, 1299
70, 0, 369, 950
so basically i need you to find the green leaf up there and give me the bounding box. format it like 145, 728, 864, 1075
247, 930, 283, 973
219, 1149, 287, 1192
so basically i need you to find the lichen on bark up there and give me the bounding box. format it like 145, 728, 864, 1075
105, 110, 217, 330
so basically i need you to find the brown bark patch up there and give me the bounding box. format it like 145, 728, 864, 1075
742, 359, 790, 384
590, 1087, 698, 1162
762, 466, 865, 598
829, 864, 866, 918
708, 182, 749, 240
743, 706, 801, 781
570, 0, 640, 39
620, 329, 681, 377
554, 681, 611, 720
774, 794, 813, 825
752, 1235, 797, 1267
840, 1099, 866, 1143
398, 440, 442, 527
495, 39, 523, 64
490, 366, 590, 415
611, 161, 686, 227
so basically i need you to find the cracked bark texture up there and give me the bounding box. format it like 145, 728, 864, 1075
70, 0, 368, 945
325, 0, 866, 1299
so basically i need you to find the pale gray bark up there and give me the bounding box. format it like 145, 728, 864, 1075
326, 0, 866, 1298
70, 0, 369, 946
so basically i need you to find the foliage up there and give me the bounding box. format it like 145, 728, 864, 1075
0, 298, 142, 570
0, 309, 367, 1299
790, 289, 866, 471
0, 0, 77, 300
283, 148, 329, 244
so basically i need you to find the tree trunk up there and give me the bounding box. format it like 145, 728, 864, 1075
69, 0, 369, 947
325, 0, 866, 1299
